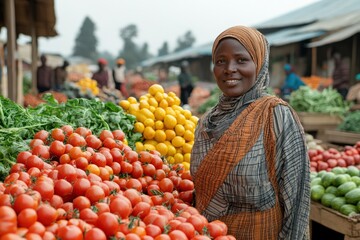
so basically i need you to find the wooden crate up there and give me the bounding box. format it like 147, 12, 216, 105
310, 201, 360, 239
322, 130, 360, 145
296, 112, 343, 132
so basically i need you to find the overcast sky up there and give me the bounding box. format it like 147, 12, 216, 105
6, 0, 319, 57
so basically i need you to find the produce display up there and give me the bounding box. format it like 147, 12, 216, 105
0, 94, 141, 181
305, 133, 324, 151
338, 110, 360, 133
308, 142, 360, 172
120, 84, 198, 170
0, 126, 235, 239
311, 165, 360, 216
289, 86, 351, 116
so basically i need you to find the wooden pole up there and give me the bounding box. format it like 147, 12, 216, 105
30, 0, 38, 94
311, 47, 317, 76
5, 0, 17, 102
351, 35, 358, 85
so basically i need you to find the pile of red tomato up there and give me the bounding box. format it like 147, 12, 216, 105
309, 141, 360, 172
0, 126, 235, 240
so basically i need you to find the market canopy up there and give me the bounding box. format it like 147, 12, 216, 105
0, 0, 57, 37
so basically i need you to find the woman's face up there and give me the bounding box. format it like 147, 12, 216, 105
213, 38, 257, 97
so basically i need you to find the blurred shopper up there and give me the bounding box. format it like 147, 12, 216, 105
332, 52, 350, 99
177, 61, 194, 107
37, 54, 54, 93
281, 63, 305, 100
54, 60, 69, 91
346, 73, 360, 104
190, 25, 310, 239
92, 58, 109, 89
113, 58, 126, 95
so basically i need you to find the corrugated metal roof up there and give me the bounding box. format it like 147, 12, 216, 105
307, 23, 360, 47
265, 28, 324, 46
141, 42, 212, 67
254, 0, 360, 30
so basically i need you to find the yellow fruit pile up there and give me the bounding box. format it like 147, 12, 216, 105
76, 77, 100, 96
119, 84, 199, 170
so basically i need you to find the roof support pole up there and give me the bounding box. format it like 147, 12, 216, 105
311, 47, 317, 75
351, 35, 358, 84
30, 0, 38, 94
5, 0, 17, 102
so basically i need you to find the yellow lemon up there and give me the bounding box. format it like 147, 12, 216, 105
143, 143, 156, 151
159, 99, 168, 109
183, 153, 191, 163
139, 95, 148, 101
165, 129, 176, 141
154, 130, 167, 142
148, 84, 165, 96
182, 109, 192, 119
172, 136, 185, 148
144, 139, 158, 147
165, 107, 176, 117
164, 115, 177, 129
154, 91, 164, 102
148, 97, 158, 107
134, 122, 145, 133
154, 107, 166, 121
128, 96, 138, 104
143, 126, 155, 140
167, 156, 175, 164
139, 100, 150, 109
166, 96, 175, 106
149, 106, 156, 113
156, 142, 168, 156
173, 96, 181, 106
123, 138, 128, 145
135, 142, 144, 153
182, 162, 190, 171
155, 120, 164, 130
174, 153, 184, 163
190, 116, 199, 125
128, 104, 140, 115
184, 130, 195, 142
175, 124, 186, 136
168, 91, 176, 97
119, 100, 130, 110
140, 108, 155, 120
144, 118, 155, 127
182, 142, 193, 154
176, 114, 187, 125
167, 145, 177, 156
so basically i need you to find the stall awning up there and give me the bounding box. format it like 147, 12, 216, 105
307, 24, 360, 48
265, 28, 325, 47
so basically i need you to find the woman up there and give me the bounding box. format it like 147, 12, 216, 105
190, 25, 310, 239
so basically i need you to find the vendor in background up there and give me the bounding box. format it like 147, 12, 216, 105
346, 73, 360, 105
280, 63, 305, 100
332, 52, 350, 99
113, 58, 126, 95
177, 61, 194, 107
54, 60, 69, 91
92, 58, 109, 89
37, 54, 54, 93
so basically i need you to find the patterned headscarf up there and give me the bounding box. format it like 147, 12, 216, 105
204, 25, 270, 136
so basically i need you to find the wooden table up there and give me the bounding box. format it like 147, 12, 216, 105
322, 130, 360, 145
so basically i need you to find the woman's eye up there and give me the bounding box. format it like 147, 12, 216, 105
216, 59, 225, 64
238, 58, 246, 63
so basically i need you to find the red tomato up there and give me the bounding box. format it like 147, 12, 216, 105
121, 161, 133, 174
37, 204, 58, 226
178, 179, 194, 191
73, 196, 91, 211
85, 135, 102, 150
89, 152, 107, 167
207, 220, 228, 238
75, 127, 92, 137
96, 212, 119, 236
110, 148, 123, 163
145, 224, 162, 238
33, 179, 54, 201
57, 164, 77, 183
13, 193, 38, 214
123, 188, 142, 207
56, 225, 83, 240
109, 195, 132, 219
67, 133, 86, 147
186, 214, 208, 233
132, 201, 151, 219
79, 208, 98, 225
143, 164, 156, 177
124, 150, 138, 163
112, 129, 125, 141
99, 130, 114, 141
139, 151, 153, 164
27, 221, 46, 236
49, 140, 66, 157
26, 155, 45, 169
34, 130, 49, 143
51, 128, 65, 142
85, 185, 105, 204
16, 151, 32, 164
84, 227, 106, 240
61, 125, 74, 137
54, 179, 73, 201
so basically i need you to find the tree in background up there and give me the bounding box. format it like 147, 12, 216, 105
118, 24, 140, 70
158, 42, 169, 57
174, 30, 196, 52
72, 16, 98, 61
139, 43, 153, 62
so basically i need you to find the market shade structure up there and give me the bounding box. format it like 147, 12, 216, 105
0, 0, 57, 103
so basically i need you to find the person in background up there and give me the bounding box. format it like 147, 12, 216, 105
332, 52, 350, 99
37, 54, 54, 93
281, 63, 305, 99
113, 58, 126, 95
346, 73, 360, 104
177, 61, 194, 107
54, 60, 69, 91
92, 58, 109, 89
190, 25, 310, 239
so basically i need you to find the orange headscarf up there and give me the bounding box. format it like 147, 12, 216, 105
212, 25, 267, 75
